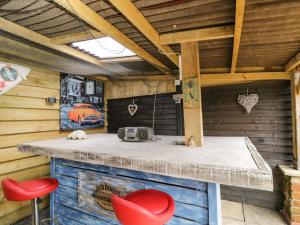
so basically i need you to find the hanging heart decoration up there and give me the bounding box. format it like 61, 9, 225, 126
128, 100, 138, 116
238, 94, 259, 113
0, 62, 30, 96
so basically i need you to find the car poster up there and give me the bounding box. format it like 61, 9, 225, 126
60, 73, 104, 130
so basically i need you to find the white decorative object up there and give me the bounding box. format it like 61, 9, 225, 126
188, 136, 196, 147
128, 99, 138, 116
0, 62, 30, 95
238, 91, 259, 113
67, 130, 88, 140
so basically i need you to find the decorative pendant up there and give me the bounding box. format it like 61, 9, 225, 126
0, 62, 30, 95
238, 89, 259, 113
128, 99, 138, 116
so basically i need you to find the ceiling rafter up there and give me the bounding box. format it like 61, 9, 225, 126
107, 0, 179, 67
53, 0, 173, 75
285, 52, 300, 72
159, 25, 234, 45
0, 17, 118, 75
231, 0, 246, 74
51, 29, 105, 44
99, 56, 142, 63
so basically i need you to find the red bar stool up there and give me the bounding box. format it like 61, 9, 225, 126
2, 178, 59, 225
112, 189, 175, 225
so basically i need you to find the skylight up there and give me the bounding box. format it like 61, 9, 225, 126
71, 37, 136, 59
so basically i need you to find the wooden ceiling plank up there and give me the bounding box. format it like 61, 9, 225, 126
159, 25, 234, 45
231, 0, 246, 74
51, 29, 105, 44
53, 0, 172, 75
285, 52, 300, 72
107, 0, 179, 67
0, 17, 117, 75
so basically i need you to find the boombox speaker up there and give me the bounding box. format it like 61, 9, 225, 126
118, 127, 155, 142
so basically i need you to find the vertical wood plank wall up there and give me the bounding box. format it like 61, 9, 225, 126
0, 58, 107, 225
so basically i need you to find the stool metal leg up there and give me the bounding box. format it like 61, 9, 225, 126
31, 198, 40, 225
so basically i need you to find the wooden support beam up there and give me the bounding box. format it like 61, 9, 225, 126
99, 56, 142, 63
51, 29, 105, 44
231, 0, 245, 74
285, 52, 300, 72
108, 0, 179, 67
291, 72, 300, 169
181, 42, 203, 146
110, 75, 174, 81
53, 0, 172, 75
0, 17, 116, 75
201, 72, 291, 87
110, 72, 290, 84
160, 25, 234, 45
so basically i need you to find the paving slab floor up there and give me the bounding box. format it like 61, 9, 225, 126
13, 200, 287, 225
222, 200, 287, 225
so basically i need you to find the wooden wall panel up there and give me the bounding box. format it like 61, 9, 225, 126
202, 80, 293, 209
108, 93, 180, 136
0, 58, 107, 225
107, 80, 175, 99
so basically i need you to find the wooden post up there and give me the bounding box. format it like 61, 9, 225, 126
292, 72, 300, 169
181, 42, 204, 146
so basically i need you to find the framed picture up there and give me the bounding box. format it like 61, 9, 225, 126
60, 73, 104, 130
85, 81, 95, 95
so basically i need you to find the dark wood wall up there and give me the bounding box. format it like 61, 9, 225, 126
202, 81, 293, 209
107, 80, 293, 209
108, 93, 182, 136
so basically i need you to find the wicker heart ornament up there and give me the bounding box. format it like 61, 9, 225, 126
238, 94, 259, 113
128, 103, 138, 116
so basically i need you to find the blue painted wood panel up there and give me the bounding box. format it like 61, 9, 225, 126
51, 158, 221, 225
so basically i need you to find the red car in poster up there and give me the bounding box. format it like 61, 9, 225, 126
68, 103, 101, 126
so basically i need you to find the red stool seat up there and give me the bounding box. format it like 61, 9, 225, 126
2, 178, 59, 201
112, 189, 175, 225
125, 189, 169, 214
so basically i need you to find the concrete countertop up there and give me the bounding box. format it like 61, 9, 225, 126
18, 133, 273, 191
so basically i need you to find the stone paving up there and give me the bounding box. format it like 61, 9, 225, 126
222, 200, 287, 225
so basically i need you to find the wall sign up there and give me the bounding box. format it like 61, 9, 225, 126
183, 77, 200, 108
0, 62, 30, 95
60, 73, 105, 130
78, 171, 146, 218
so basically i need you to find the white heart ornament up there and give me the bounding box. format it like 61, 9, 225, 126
128, 104, 138, 116
238, 94, 259, 113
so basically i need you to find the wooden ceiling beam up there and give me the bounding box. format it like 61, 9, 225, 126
285, 52, 300, 72
110, 72, 290, 86
53, 0, 172, 75
51, 29, 105, 44
159, 25, 234, 45
231, 0, 246, 74
107, 0, 179, 67
0, 17, 117, 75
99, 56, 143, 63
201, 72, 290, 87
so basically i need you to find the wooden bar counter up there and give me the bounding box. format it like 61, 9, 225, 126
18, 134, 273, 225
